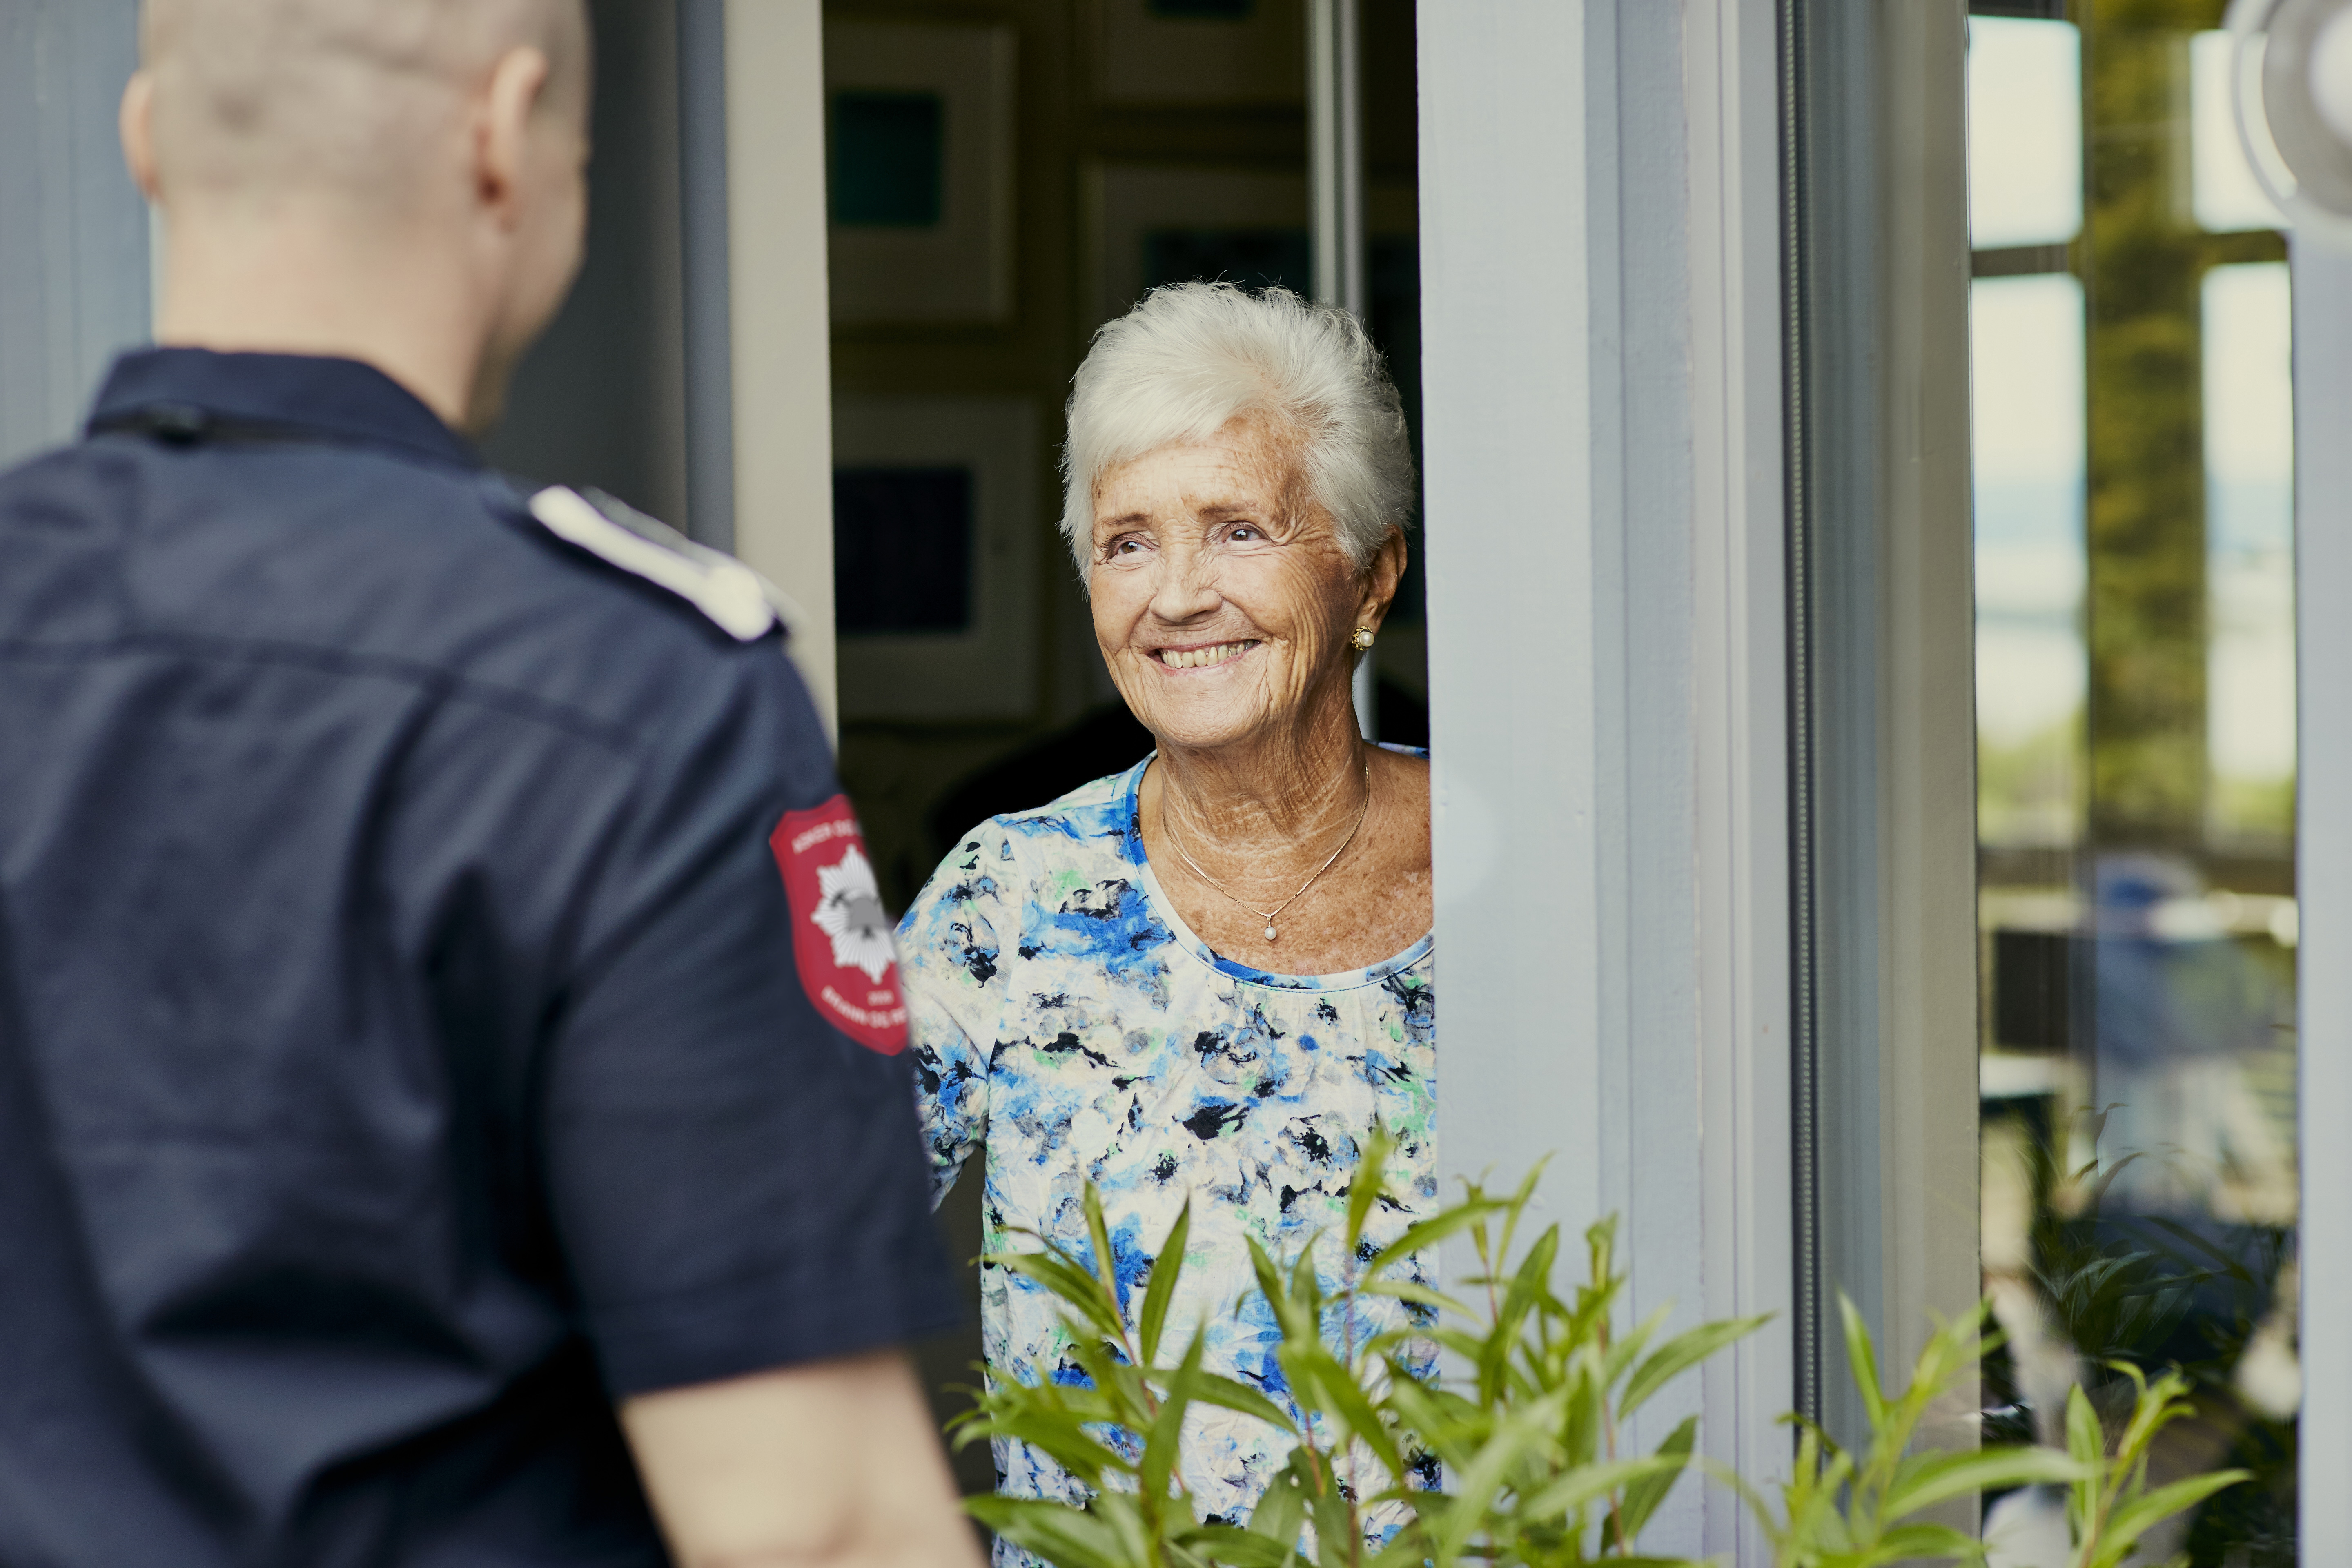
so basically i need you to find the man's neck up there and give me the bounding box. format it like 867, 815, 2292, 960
154, 211, 489, 432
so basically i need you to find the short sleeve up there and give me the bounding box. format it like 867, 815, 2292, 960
898, 820, 1016, 1208
538, 649, 960, 1397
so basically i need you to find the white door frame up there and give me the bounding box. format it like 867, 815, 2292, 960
1418, 3, 1792, 1558
2292, 237, 2350, 1563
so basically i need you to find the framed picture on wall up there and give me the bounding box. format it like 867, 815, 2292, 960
1087, 163, 1310, 327
1087, 165, 1419, 331
831, 396, 1040, 721
1090, 0, 1304, 105
824, 22, 1016, 325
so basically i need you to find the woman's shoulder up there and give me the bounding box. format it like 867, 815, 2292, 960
974, 761, 1142, 842
910, 760, 1147, 909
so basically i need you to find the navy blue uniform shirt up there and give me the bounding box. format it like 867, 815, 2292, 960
0, 350, 959, 1567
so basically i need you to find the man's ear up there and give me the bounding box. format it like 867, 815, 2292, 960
476, 46, 554, 224
120, 71, 160, 202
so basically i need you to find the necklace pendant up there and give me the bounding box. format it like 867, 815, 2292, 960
1264, 923, 1279, 942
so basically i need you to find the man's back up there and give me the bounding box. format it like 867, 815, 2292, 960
0, 349, 956, 1566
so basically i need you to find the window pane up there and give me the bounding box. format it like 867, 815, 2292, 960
1968, 18, 2084, 249
1974, 274, 2086, 850
2190, 32, 2289, 233
2205, 263, 2296, 844
1973, 9, 2298, 1562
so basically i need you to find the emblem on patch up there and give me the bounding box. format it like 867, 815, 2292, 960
770, 795, 907, 1054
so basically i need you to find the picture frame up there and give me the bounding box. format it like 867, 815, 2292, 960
831, 396, 1041, 722
824, 21, 1016, 325
1089, 0, 1305, 105
1086, 163, 1310, 327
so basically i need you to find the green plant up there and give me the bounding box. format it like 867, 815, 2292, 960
2016, 1102, 2294, 1564
1355, 1157, 1768, 1567
948, 1136, 2237, 1568
953, 1132, 1760, 1567
2059, 1362, 2249, 1568
1728, 1296, 2080, 1568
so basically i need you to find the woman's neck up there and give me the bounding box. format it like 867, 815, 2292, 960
1151, 683, 1369, 854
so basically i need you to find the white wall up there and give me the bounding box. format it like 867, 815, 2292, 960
722, 0, 839, 736
0, 0, 149, 468
1418, 4, 1791, 1559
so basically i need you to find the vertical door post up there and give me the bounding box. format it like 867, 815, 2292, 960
2292, 235, 2352, 1563
1309, 0, 1377, 739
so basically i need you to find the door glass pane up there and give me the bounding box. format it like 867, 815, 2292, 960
1971, 7, 2299, 1563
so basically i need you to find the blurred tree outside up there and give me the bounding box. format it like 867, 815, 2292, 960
2082, 0, 2284, 846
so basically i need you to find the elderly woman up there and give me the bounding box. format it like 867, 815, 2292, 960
899, 281, 1433, 1545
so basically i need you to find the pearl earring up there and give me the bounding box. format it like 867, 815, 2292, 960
1351, 626, 1376, 651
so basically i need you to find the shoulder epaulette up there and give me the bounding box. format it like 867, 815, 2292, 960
528, 485, 793, 643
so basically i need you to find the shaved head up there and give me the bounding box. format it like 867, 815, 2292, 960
140, 0, 589, 215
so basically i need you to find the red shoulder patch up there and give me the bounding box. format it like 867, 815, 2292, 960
768, 795, 908, 1055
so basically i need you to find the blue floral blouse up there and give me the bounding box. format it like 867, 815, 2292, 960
899, 754, 1437, 1554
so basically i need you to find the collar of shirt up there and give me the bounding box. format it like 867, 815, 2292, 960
86, 348, 482, 472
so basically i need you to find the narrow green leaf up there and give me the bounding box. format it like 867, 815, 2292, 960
964, 1497, 1130, 1568
1425, 1327, 1495, 1366
1137, 1197, 1192, 1366
1363, 1197, 1511, 1279
1381, 1379, 1479, 1470
1601, 1301, 1673, 1392
1366, 1534, 1442, 1568
1619, 1314, 1770, 1419
1082, 1183, 1119, 1306
1616, 1414, 1699, 1541
2065, 1383, 2103, 1531
1432, 1387, 1568, 1566
1244, 1457, 1310, 1550
1307, 1466, 1358, 1568
1180, 1524, 1301, 1568
1881, 1444, 2084, 1519
976, 1412, 1127, 1486
1190, 1372, 1302, 1433
2100, 1468, 2252, 1552
1293, 1347, 1405, 1480
1245, 1235, 1292, 1327
1836, 1292, 1886, 1430
1499, 1224, 1561, 1331
1866, 1522, 1978, 1561
2065, 1381, 2103, 1465
1346, 1123, 1396, 1255
1139, 1333, 1206, 1505
1516, 1450, 1686, 1523
1355, 1277, 1477, 1318
1497, 1154, 1553, 1264
1478, 1225, 1558, 1399
987, 1250, 1129, 1341
2112, 1364, 2194, 1464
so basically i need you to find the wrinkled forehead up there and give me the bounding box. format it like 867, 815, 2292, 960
1091, 414, 1312, 526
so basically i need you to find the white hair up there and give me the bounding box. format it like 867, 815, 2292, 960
1060, 282, 1416, 572
142, 0, 589, 209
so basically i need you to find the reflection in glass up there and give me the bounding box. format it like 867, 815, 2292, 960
1971, 6, 2298, 1563
2190, 31, 2290, 233
1974, 274, 2087, 850
1969, 18, 2084, 249
2203, 263, 2296, 847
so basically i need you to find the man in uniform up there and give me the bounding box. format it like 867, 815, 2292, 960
0, 3, 982, 1566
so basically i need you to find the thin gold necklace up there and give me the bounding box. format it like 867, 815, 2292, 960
1156, 758, 1373, 944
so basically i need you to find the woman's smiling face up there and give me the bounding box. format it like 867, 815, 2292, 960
1089, 415, 1381, 753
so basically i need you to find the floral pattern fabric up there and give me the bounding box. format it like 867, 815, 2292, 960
899, 754, 1437, 1561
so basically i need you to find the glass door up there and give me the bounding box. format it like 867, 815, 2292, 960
1969, 3, 2300, 1559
